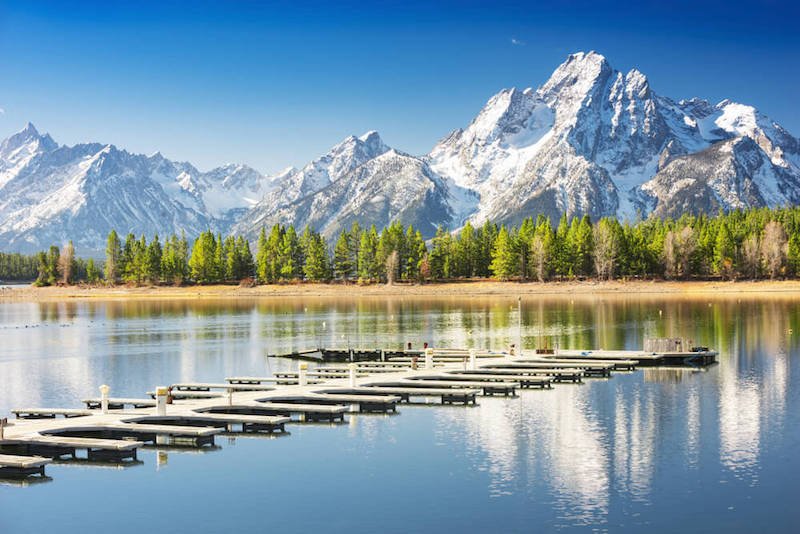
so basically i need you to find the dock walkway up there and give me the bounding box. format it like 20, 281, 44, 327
1, 345, 716, 480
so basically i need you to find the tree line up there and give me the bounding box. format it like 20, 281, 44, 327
15, 206, 800, 286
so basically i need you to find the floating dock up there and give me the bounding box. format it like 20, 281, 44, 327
0, 343, 716, 480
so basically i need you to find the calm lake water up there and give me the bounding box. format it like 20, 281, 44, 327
1, 295, 799, 533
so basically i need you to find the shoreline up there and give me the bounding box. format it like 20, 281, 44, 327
3, 279, 800, 302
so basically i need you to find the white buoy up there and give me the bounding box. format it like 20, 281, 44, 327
99, 384, 110, 415
469, 348, 476, 370
348, 362, 357, 387
425, 348, 433, 369
155, 386, 168, 416
298, 363, 308, 387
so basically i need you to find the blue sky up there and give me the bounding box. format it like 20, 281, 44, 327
1, 0, 798, 173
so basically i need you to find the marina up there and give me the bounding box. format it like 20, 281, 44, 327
0, 344, 717, 482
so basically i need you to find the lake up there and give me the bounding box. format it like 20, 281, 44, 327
1, 295, 799, 533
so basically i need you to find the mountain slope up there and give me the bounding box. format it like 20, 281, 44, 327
429, 51, 800, 223
0, 125, 270, 253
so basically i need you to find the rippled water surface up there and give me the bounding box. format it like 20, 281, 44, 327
1, 295, 799, 533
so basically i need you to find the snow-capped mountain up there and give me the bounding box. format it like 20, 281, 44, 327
2, 50, 799, 252
233, 131, 392, 237
235, 145, 457, 240
0, 123, 270, 253
429, 51, 800, 224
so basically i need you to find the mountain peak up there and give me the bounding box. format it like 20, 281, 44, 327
539, 50, 614, 107
21, 122, 39, 136
567, 50, 608, 65
358, 130, 380, 142
0, 121, 58, 158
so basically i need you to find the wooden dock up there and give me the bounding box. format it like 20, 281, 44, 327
1, 342, 716, 480
0, 454, 51, 477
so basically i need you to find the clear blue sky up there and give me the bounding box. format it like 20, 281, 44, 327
1, 0, 798, 174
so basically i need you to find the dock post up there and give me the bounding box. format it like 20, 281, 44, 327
156, 386, 168, 416
425, 348, 433, 370
469, 349, 476, 370
99, 384, 110, 414
348, 363, 357, 387
298, 363, 308, 387
380, 349, 385, 362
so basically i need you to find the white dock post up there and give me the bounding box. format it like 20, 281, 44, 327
99, 384, 110, 414
425, 348, 433, 370
348, 362, 357, 387
469, 348, 476, 370
155, 386, 168, 416
298, 362, 308, 387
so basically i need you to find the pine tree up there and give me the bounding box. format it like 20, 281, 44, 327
490, 226, 518, 280
358, 226, 379, 282
404, 227, 426, 280
189, 231, 218, 283
105, 230, 121, 284
303, 229, 330, 282
280, 226, 302, 280
476, 221, 498, 278
713, 223, 736, 279
455, 221, 477, 277
46, 245, 60, 285
121, 233, 136, 282
517, 218, 535, 280
256, 227, 268, 283
86, 258, 101, 283
429, 226, 452, 280
333, 230, 354, 281
146, 234, 162, 283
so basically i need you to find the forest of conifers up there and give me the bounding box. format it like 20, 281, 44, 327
5, 207, 800, 286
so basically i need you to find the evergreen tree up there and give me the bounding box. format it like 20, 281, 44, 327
429, 226, 453, 280
302, 229, 330, 282
517, 218, 535, 280
189, 231, 218, 283
121, 233, 136, 282
476, 221, 498, 277
146, 234, 162, 283
280, 226, 302, 280
358, 226, 380, 281
86, 258, 101, 283
333, 230, 354, 281
46, 245, 60, 285
105, 230, 121, 284
404, 227, 426, 280
490, 226, 518, 280
256, 227, 269, 283
714, 223, 736, 279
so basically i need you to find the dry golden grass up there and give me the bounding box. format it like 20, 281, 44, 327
4, 279, 800, 302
